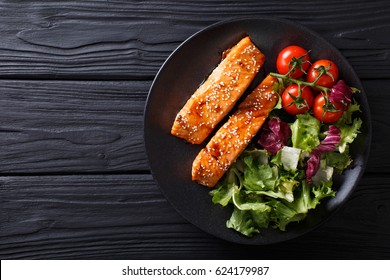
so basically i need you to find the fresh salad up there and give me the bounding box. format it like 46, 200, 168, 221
210, 45, 362, 237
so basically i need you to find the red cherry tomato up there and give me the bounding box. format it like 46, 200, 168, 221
306, 59, 339, 90
312, 93, 344, 123
282, 84, 314, 115
276, 46, 310, 78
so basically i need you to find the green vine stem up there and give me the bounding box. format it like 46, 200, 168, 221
270, 72, 331, 93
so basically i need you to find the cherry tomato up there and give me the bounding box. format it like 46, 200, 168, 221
306, 59, 339, 89
282, 84, 314, 115
312, 93, 344, 123
276, 45, 310, 78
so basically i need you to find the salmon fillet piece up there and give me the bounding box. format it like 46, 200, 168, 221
192, 74, 279, 187
171, 36, 265, 144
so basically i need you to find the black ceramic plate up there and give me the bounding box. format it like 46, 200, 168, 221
144, 17, 371, 244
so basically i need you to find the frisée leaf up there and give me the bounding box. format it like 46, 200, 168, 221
290, 113, 321, 152
226, 207, 260, 237
338, 117, 362, 154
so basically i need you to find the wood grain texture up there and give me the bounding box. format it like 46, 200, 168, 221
0, 0, 387, 79
0, 174, 389, 259
0, 79, 387, 174
0, 0, 389, 261
0, 79, 148, 173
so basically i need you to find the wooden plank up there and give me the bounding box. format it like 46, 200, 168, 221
0, 78, 387, 174
0, 79, 149, 173
363, 79, 390, 174
0, 1, 387, 79
0, 173, 388, 259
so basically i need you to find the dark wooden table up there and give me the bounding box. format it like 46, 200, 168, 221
0, 0, 389, 260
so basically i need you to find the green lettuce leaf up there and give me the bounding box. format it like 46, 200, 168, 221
251, 209, 271, 229
290, 113, 321, 152
268, 199, 305, 231
334, 99, 362, 153
226, 207, 260, 237
209, 164, 241, 206
290, 180, 335, 216
324, 150, 352, 172
232, 185, 271, 211
209, 181, 234, 206
338, 117, 362, 153
337, 99, 361, 125
242, 154, 278, 191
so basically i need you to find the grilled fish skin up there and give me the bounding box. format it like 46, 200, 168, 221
192, 74, 279, 187
171, 36, 265, 144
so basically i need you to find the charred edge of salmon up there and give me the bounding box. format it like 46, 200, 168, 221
171, 36, 265, 144
191, 149, 227, 187
192, 75, 279, 187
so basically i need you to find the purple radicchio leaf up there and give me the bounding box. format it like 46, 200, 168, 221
306, 125, 341, 184
329, 80, 353, 110
258, 118, 292, 155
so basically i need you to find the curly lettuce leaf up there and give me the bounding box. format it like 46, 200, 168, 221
324, 150, 352, 173
226, 207, 260, 237
338, 117, 362, 153
290, 180, 335, 216
334, 99, 362, 153
267, 180, 335, 232
290, 113, 321, 152
209, 164, 241, 206
210, 181, 234, 206
268, 199, 305, 231
232, 185, 271, 211
251, 209, 271, 229
338, 100, 361, 124
242, 153, 278, 191
312, 180, 336, 203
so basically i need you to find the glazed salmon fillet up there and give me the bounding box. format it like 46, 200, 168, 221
171, 36, 265, 144
192, 74, 279, 187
